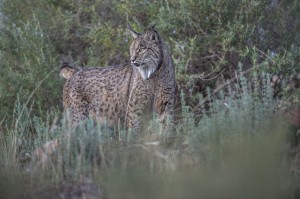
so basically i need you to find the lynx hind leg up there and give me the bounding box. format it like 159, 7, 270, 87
69, 94, 89, 127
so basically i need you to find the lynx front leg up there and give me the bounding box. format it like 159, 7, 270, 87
126, 114, 141, 136
155, 95, 175, 136
125, 94, 152, 136
161, 103, 175, 135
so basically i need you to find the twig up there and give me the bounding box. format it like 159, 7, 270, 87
191, 69, 225, 81
192, 63, 263, 112
256, 48, 276, 64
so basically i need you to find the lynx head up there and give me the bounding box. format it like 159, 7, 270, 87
128, 24, 163, 80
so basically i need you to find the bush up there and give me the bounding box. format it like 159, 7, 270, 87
0, 17, 63, 124
0, 74, 296, 198
0, 1, 299, 126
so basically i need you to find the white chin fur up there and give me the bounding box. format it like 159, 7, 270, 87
138, 66, 156, 80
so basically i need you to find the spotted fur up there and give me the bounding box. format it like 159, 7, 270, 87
61, 26, 176, 134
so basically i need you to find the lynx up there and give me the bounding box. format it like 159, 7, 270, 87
60, 25, 176, 134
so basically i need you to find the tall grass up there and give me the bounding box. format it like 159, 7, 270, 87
0, 16, 62, 125
0, 73, 296, 199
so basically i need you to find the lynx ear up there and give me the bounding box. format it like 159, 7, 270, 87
128, 23, 140, 38
149, 24, 156, 30
148, 25, 159, 41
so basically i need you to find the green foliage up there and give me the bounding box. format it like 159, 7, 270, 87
0, 75, 296, 198
0, 1, 299, 197
0, 0, 299, 125
0, 17, 62, 124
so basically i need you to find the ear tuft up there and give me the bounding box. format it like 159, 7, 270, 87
128, 23, 140, 38
149, 24, 156, 30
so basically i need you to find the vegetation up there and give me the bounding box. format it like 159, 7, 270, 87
0, 76, 296, 198
0, 0, 299, 198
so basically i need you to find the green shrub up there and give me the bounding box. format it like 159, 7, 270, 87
0, 17, 62, 124
0, 0, 299, 126
0, 74, 296, 198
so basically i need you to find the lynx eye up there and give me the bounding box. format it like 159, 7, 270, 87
140, 45, 146, 49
